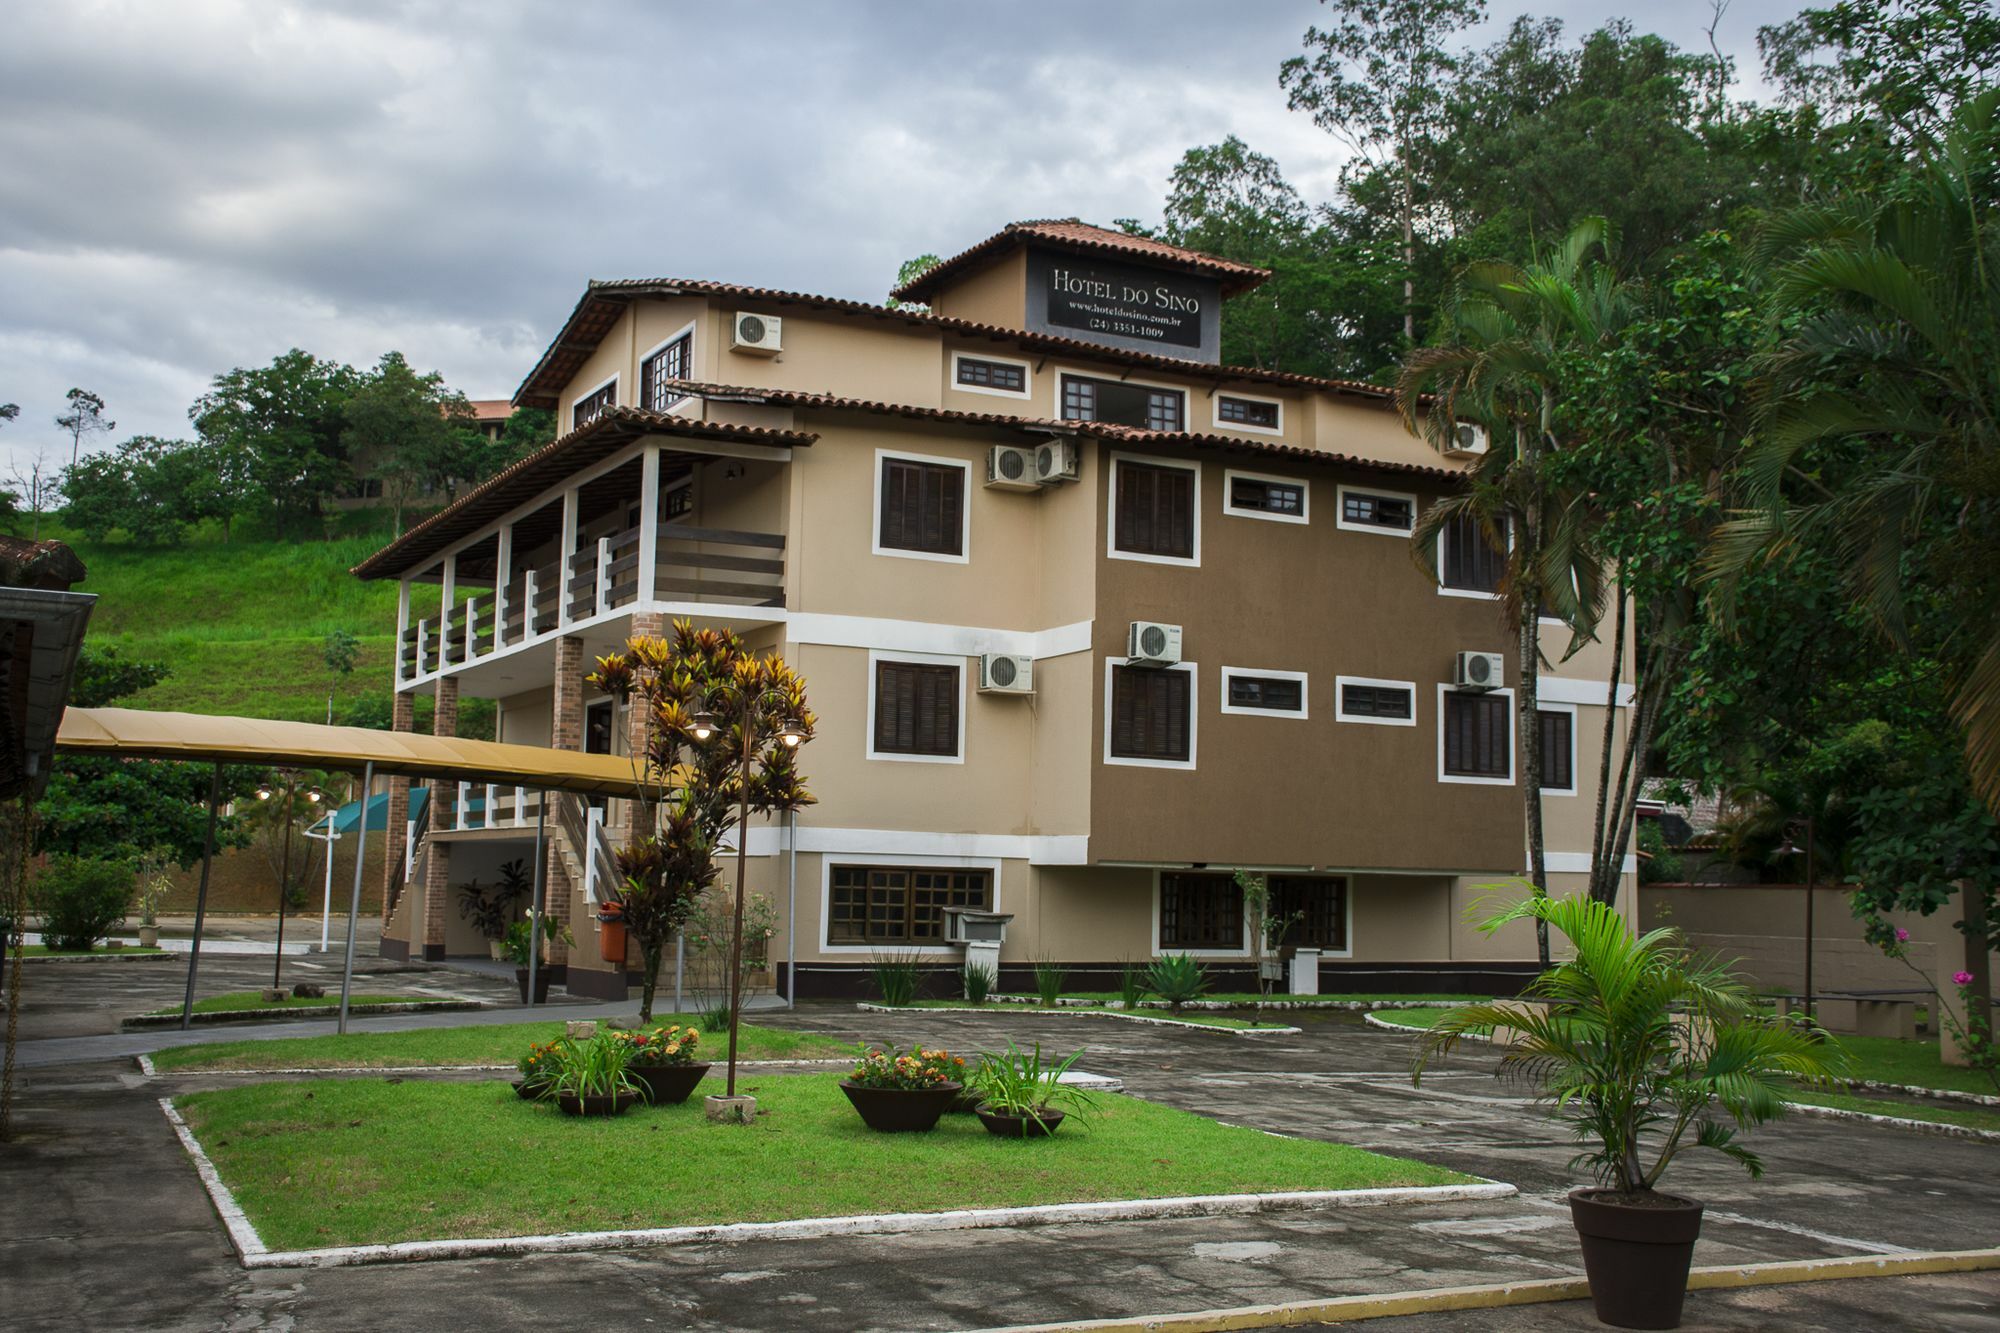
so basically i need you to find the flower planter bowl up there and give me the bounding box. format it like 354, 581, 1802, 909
1568, 1188, 1704, 1330
630, 1062, 711, 1106
515, 967, 551, 1004
947, 1086, 985, 1115
556, 1090, 641, 1118
976, 1106, 1067, 1139
511, 1079, 548, 1101
839, 1080, 962, 1133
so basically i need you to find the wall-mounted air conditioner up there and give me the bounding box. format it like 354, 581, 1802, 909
985, 445, 1038, 492
978, 654, 1034, 695
1453, 651, 1504, 691
1034, 440, 1080, 483
1446, 422, 1489, 458
730, 312, 783, 355
1127, 621, 1183, 667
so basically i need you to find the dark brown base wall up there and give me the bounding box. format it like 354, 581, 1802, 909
380, 937, 409, 962
564, 966, 635, 1001
787, 961, 1535, 1001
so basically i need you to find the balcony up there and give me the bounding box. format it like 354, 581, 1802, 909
399, 523, 786, 684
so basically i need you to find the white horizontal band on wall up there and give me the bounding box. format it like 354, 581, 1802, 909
1543, 852, 1639, 874
785, 613, 1093, 661
718, 825, 1092, 865
1537, 677, 1636, 707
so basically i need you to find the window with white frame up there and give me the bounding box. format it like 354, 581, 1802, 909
640, 332, 693, 412
1061, 373, 1185, 431
874, 451, 969, 560
1107, 662, 1195, 766
828, 865, 992, 945
1335, 677, 1417, 726
1224, 470, 1308, 523
1268, 875, 1348, 952
1158, 871, 1241, 950
1337, 485, 1416, 535
1539, 706, 1576, 793
1215, 394, 1281, 431
1221, 667, 1307, 717
869, 656, 962, 761
572, 378, 616, 431
1110, 455, 1199, 562
1441, 687, 1513, 782
953, 353, 1030, 397
1440, 512, 1507, 594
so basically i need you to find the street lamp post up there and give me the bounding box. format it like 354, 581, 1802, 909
256, 775, 323, 989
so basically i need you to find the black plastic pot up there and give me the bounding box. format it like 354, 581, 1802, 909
1569, 1188, 1704, 1329
839, 1080, 962, 1132
629, 1062, 711, 1106
976, 1106, 1066, 1138
556, 1090, 641, 1117
510, 1079, 547, 1101
515, 966, 550, 1004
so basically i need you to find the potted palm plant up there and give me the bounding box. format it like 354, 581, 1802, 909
971, 1041, 1097, 1138
616, 1024, 712, 1105
503, 912, 574, 1003
839, 1045, 967, 1132
1414, 893, 1846, 1330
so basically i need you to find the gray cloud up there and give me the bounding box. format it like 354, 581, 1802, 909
0, 0, 1797, 474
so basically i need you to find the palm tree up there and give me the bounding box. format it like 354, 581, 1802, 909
1398, 218, 1631, 949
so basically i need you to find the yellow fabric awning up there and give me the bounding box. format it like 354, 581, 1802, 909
55, 707, 663, 798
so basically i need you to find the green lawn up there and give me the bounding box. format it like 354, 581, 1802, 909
1785, 1089, 2000, 1134
886, 1001, 1291, 1030
146, 991, 408, 1016
1040, 992, 1490, 1006
175, 1073, 1470, 1249
1371, 1007, 1452, 1030
150, 1017, 857, 1072
22, 944, 169, 957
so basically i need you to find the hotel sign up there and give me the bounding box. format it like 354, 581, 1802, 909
1025, 249, 1220, 362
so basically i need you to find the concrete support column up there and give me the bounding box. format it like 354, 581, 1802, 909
420, 675, 458, 960
380, 689, 415, 934
547, 636, 585, 969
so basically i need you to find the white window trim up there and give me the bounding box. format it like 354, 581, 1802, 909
1437, 515, 1510, 601
1152, 868, 1251, 959
1334, 675, 1418, 728
638, 321, 699, 412
950, 349, 1033, 401
1222, 468, 1310, 526
570, 371, 619, 429
872, 448, 971, 565
819, 852, 1004, 955
1219, 666, 1309, 719
866, 649, 967, 765
1054, 366, 1190, 431
1107, 451, 1201, 567
1437, 684, 1516, 786
1335, 483, 1418, 538
662, 474, 694, 525
1537, 700, 1579, 797
1210, 389, 1285, 436
1103, 657, 1198, 770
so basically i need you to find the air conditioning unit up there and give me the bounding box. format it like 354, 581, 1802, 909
1454, 651, 1505, 691
985, 445, 1039, 492
730, 311, 783, 355
1446, 422, 1490, 458
1127, 620, 1183, 667
977, 654, 1034, 695
1034, 439, 1079, 484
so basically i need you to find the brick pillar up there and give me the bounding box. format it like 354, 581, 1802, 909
623, 612, 665, 836
420, 675, 458, 960
381, 689, 415, 932
547, 636, 584, 968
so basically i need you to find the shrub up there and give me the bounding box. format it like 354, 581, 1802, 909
1032, 955, 1067, 1006
871, 950, 925, 1007
614, 1024, 702, 1067
973, 1041, 1098, 1125
1118, 960, 1148, 1010
1145, 952, 1210, 1011
962, 961, 995, 1005
847, 1045, 967, 1090
34, 855, 135, 951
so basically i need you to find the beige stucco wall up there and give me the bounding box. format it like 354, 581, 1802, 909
928, 250, 1028, 328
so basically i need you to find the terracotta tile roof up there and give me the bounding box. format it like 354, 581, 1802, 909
352, 407, 815, 580
664, 380, 1460, 483
892, 219, 1270, 304
466, 399, 514, 422
512, 278, 1392, 412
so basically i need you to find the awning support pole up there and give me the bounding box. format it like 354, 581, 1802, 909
179, 763, 223, 1031
527, 791, 546, 1010
786, 809, 797, 1010
336, 760, 375, 1035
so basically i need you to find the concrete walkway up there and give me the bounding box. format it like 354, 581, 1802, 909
5, 994, 1998, 1330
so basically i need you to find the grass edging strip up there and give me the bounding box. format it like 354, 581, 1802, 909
965, 1247, 2000, 1333
986, 995, 1459, 1012
136, 1055, 855, 1078
123, 999, 481, 1030
1781, 1099, 2000, 1144
157, 1091, 1514, 1271
19, 950, 175, 964
1850, 1078, 2000, 1109
1363, 1011, 1479, 1041
856, 1002, 1301, 1036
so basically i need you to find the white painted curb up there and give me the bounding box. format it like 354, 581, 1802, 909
1782, 1099, 2000, 1144
988, 995, 1453, 1013
159, 1095, 1514, 1272
1850, 1078, 2000, 1109
1363, 1011, 1490, 1043
857, 1003, 1301, 1036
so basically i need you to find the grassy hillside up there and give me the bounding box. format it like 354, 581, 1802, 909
56, 510, 414, 722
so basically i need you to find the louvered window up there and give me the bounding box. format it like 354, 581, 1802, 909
1114, 460, 1196, 559
873, 660, 959, 757
1110, 665, 1191, 762
1540, 709, 1574, 791
878, 456, 965, 557
1444, 691, 1511, 779
1442, 513, 1506, 592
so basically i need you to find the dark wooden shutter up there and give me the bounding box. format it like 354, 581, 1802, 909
1444, 691, 1511, 777
1539, 709, 1573, 790
879, 458, 964, 556
1443, 513, 1506, 592
1111, 666, 1191, 761
1115, 461, 1195, 559
874, 661, 959, 756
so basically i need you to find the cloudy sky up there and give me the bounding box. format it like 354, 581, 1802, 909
1, 0, 1799, 473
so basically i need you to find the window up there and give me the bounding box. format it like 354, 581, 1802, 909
1224, 470, 1308, 523
1221, 668, 1307, 717
871, 659, 961, 760
640, 333, 692, 412
1216, 395, 1280, 431
828, 865, 992, 945
1109, 664, 1193, 764
1112, 457, 1198, 561
572, 379, 616, 430
1337, 486, 1416, 535
954, 354, 1028, 396
1443, 689, 1513, 782
1441, 513, 1507, 594
663, 479, 693, 521
1540, 708, 1575, 793
1337, 678, 1416, 725
875, 452, 967, 559
1061, 373, 1185, 431
1159, 872, 1242, 951
1268, 876, 1348, 952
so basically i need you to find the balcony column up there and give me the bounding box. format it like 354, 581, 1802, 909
439, 553, 457, 667
546, 635, 585, 971
395, 580, 412, 687
558, 489, 580, 628
419, 675, 458, 961
380, 688, 415, 943
636, 446, 661, 606
495, 524, 514, 650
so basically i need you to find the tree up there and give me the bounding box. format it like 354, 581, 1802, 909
1759, 0, 2000, 151
191, 349, 359, 538
59, 436, 240, 545
0, 404, 17, 429
343, 352, 476, 531
588, 622, 817, 1025
887, 254, 941, 308
6, 449, 62, 540
55, 389, 113, 467
460, 405, 554, 486
1282, 0, 1488, 343
323, 630, 359, 724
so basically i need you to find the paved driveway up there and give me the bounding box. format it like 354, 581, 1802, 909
3, 999, 1996, 1331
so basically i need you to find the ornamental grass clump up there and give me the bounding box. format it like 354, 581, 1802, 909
846, 1045, 967, 1091
1118, 961, 1149, 1010
973, 1041, 1097, 1128
870, 950, 925, 1007
541, 1033, 641, 1103
1032, 955, 1068, 1006
962, 962, 995, 1005
1413, 894, 1849, 1198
